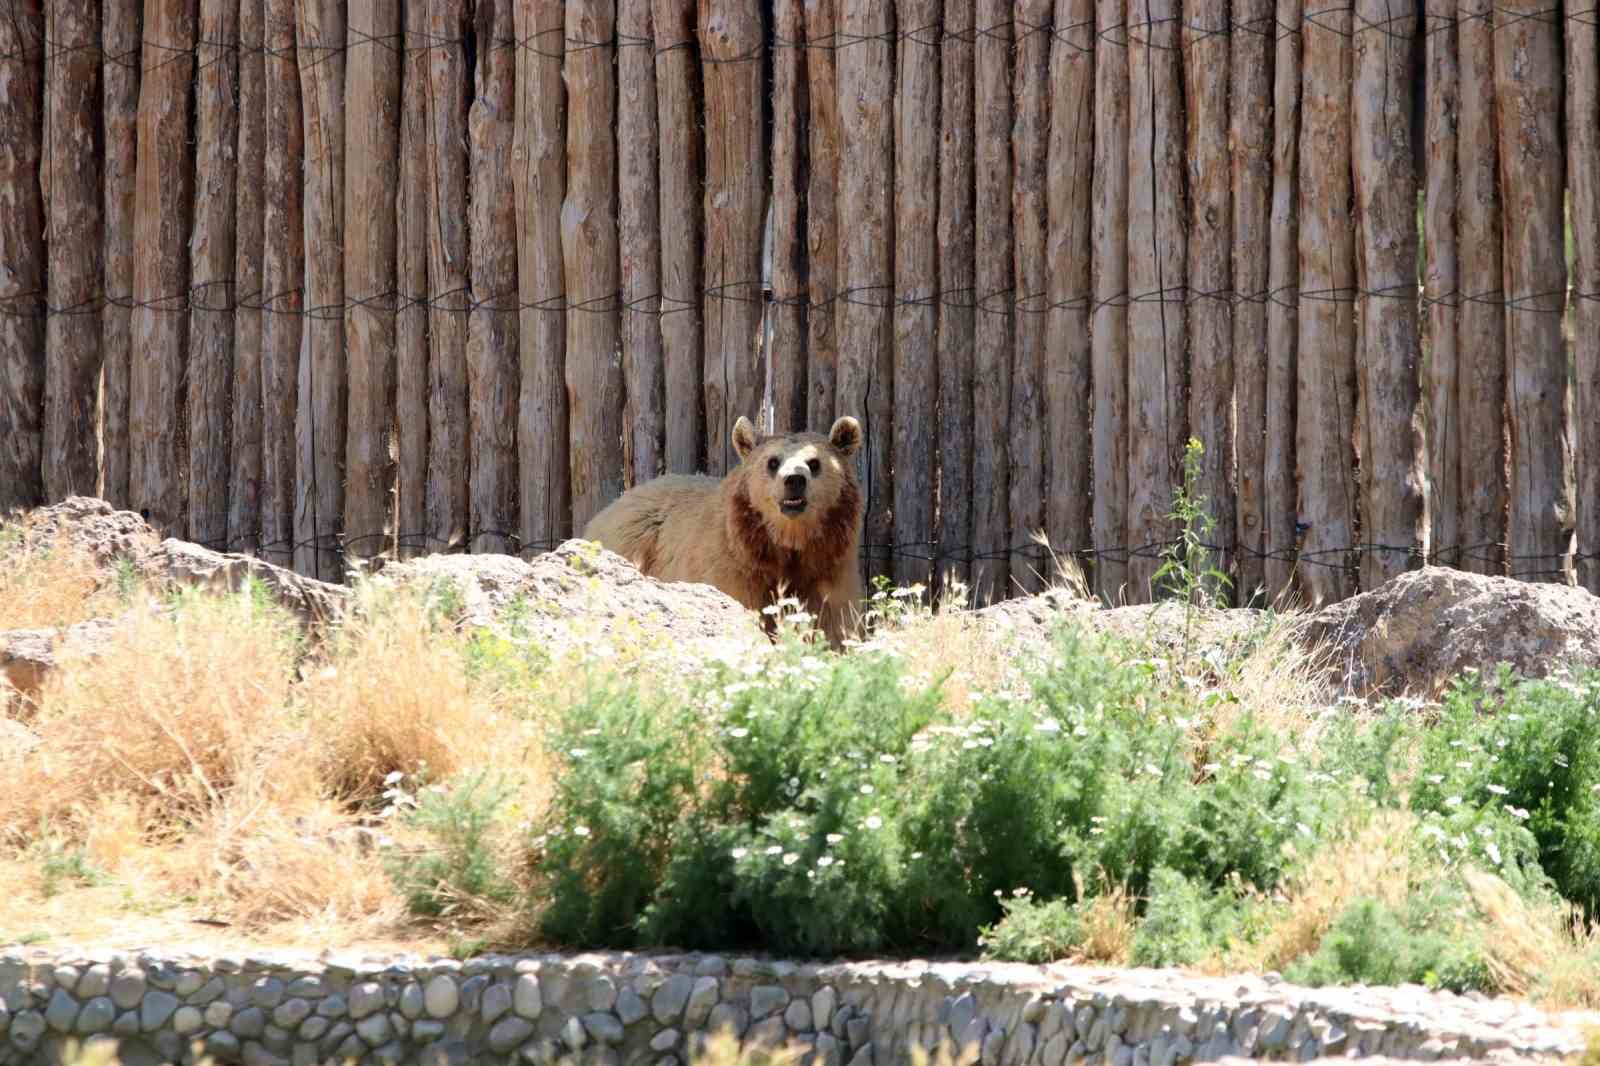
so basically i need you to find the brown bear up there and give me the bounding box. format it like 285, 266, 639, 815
580, 414, 866, 648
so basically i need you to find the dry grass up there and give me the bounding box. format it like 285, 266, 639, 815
0, 521, 128, 630
1069, 876, 1139, 965
1463, 867, 1600, 1009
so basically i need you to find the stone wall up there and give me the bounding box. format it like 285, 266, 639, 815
0, 948, 1586, 1066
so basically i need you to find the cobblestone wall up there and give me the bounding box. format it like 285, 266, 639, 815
0, 949, 1585, 1066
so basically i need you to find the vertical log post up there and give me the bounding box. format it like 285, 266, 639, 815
0, 0, 45, 514
564, 0, 624, 531
655, 0, 703, 473
1044, 0, 1095, 586
345, 0, 400, 563
770, 0, 809, 433
101, 0, 141, 510
1456, 0, 1505, 575
1009, 0, 1050, 593
1126, 0, 1187, 603
804, 0, 841, 431
1231, 0, 1273, 604
620, 0, 666, 480
972, 0, 1012, 603
397, 0, 431, 557
1184, 0, 1233, 598
894, 0, 940, 589
1570, 0, 1600, 594
426, 0, 469, 553
700, 0, 766, 476
130, 0, 197, 536
231, 0, 265, 554
261, 0, 303, 566
1263, 0, 1301, 602
836, 0, 894, 584
468, 0, 519, 552
515, 0, 571, 546
1352, 0, 1425, 590
44, 0, 104, 502
1091, 0, 1129, 603
295, 0, 346, 579
1494, 0, 1572, 582
1424, 0, 1460, 568
937, 0, 976, 597
1295, 0, 1358, 606
187, 0, 237, 548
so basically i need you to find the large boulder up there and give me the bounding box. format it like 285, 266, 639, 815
1299, 565, 1600, 698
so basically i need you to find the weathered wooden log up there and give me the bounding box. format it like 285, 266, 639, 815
769, 0, 808, 434
345, 0, 400, 563
515, 0, 571, 545
1570, 0, 1600, 593
893, 0, 940, 589
1456, 0, 1505, 575
101, 0, 141, 510
1232, 0, 1273, 604
972, 0, 1012, 603
1044, 0, 1094, 587
1495, 0, 1572, 582
700, 0, 766, 476
1009, 0, 1049, 594
1263, 0, 1300, 603
0, 0, 45, 513
804, 0, 840, 431
620, 0, 665, 481
468, 0, 518, 553
1184, 0, 1233, 599
231, 0, 265, 554
44, 0, 104, 503
1295, 0, 1358, 605
130, 0, 197, 536
426, 0, 470, 554
1423, 0, 1460, 569
564, 0, 624, 531
655, 0, 703, 474
936, 0, 976, 596
1090, 0, 1128, 603
1352, 0, 1425, 591
397, 0, 430, 557
294, 0, 346, 579
1126, 0, 1187, 603
260, 0, 303, 567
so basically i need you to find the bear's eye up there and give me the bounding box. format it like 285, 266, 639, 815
807, 458, 821, 475
767, 457, 780, 474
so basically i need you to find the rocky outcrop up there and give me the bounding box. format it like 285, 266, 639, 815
1298, 566, 1600, 699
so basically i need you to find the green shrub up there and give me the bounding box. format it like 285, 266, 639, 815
387, 771, 517, 916
1285, 893, 1491, 993
977, 891, 1090, 964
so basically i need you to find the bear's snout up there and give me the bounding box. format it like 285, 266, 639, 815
783, 473, 808, 496
780, 471, 809, 515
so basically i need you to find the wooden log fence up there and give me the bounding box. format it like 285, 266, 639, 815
7, 0, 1600, 610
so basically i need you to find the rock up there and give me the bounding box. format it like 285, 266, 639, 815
75, 997, 115, 1035
413, 1020, 445, 1043
77, 965, 111, 1001
460, 974, 489, 1013
948, 993, 979, 1038
297, 1016, 330, 1043
152, 538, 349, 627
652, 975, 694, 1025
685, 977, 720, 1029
651, 1029, 681, 1052
425, 976, 460, 1019
482, 982, 513, 1025
583, 1012, 625, 1046
400, 983, 424, 1020
356, 1013, 392, 1047
113, 1011, 141, 1038
207, 1001, 234, 1029
206, 1031, 243, 1062
786, 999, 814, 1032
349, 981, 385, 1020
190, 977, 227, 1005
107, 970, 144, 1012
173, 1006, 205, 1036
316, 994, 346, 1018
231, 1006, 267, 1039
751, 985, 789, 1020
273, 999, 312, 1030
706, 1002, 749, 1040
142, 989, 182, 1032
562, 1015, 588, 1052
1301, 566, 1600, 697
617, 987, 648, 1027
10, 1010, 45, 1051
812, 987, 838, 1032
44, 988, 80, 1033
251, 977, 286, 1010
515, 974, 543, 1020
747, 1017, 789, 1050
586, 976, 618, 1013
286, 977, 325, 999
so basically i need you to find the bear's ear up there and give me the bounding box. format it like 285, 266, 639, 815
732, 416, 760, 461
829, 416, 862, 458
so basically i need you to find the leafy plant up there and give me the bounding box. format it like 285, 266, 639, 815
1152, 437, 1234, 660
387, 771, 516, 916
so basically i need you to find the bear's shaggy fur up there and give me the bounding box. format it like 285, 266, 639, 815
581, 415, 866, 647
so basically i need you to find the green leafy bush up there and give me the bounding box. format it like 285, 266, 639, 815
387, 771, 517, 916
1285, 893, 1490, 993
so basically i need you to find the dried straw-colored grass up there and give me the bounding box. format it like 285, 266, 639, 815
0, 523, 126, 630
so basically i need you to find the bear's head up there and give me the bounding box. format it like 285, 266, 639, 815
729, 414, 864, 554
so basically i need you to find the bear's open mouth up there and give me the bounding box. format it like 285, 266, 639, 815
780, 497, 808, 516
